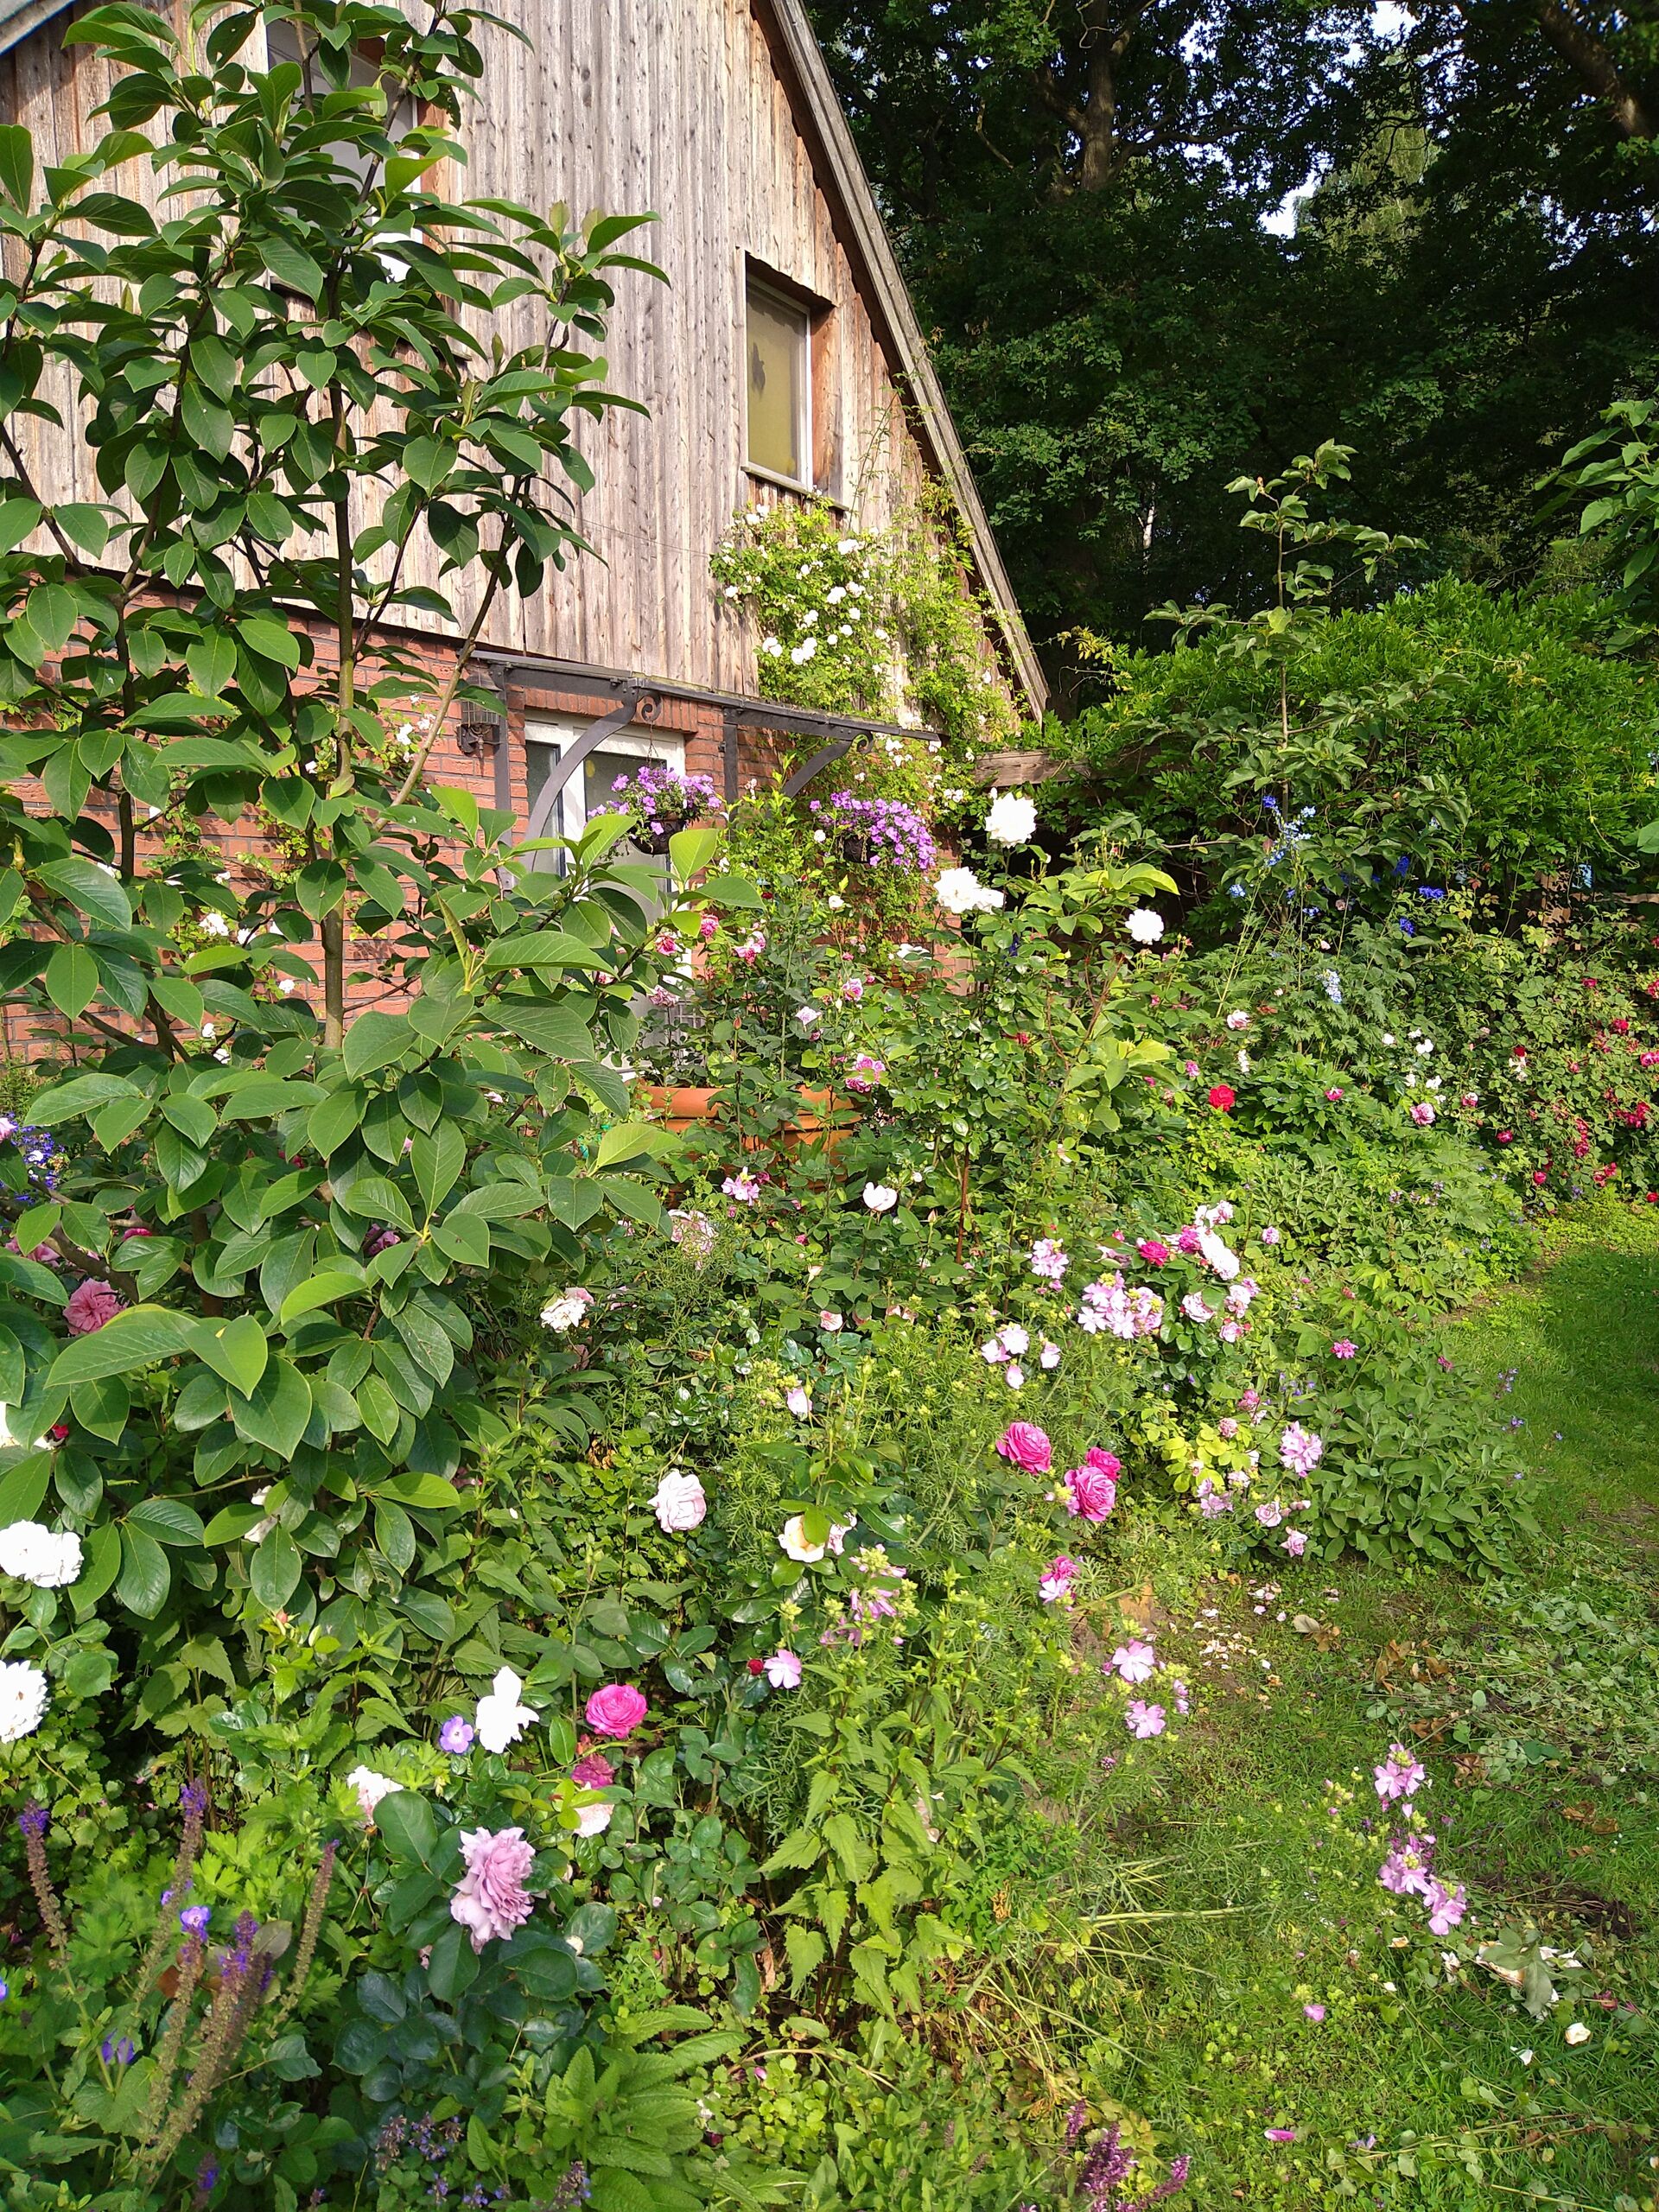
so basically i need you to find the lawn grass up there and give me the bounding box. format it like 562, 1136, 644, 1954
1088, 1202, 1659, 2210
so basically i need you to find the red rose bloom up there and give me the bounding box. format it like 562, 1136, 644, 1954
1207, 1084, 1236, 1112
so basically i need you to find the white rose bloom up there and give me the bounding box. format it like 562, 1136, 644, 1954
574, 1800, 613, 1837
474, 1665, 539, 1754
862, 1184, 899, 1212
540, 1288, 593, 1332
1125, 909, 1165, 944
984, 791, 1037, 847
934, 867, 1003, 917
0, 1659, 48, 1743
650, 1468, 707, 1533
346, 1764, 403, 1825
1198, 1230, 1242, 1281
0, 1521, 82, 1589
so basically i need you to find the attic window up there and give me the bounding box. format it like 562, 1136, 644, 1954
745, 276, 811, 489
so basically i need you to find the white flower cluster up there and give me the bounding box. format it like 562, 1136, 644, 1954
0, 1520, 82, 1588
934, 867, 1003, 917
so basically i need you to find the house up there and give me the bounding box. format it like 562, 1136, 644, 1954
0, 0, 1045, 864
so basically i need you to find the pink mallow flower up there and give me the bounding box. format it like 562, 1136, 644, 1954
995, 1421, 1051, 1473
764, 1649, 803, 1689
1038, 1554, 1077, 1603
1374, 1743, 1427, 1803
1125, 1700, 1166, 1738
1426, 1880, 1467, 1935
584, 1683, 648, 1738
64, 1279, 124, 1336
1303, 2004, 1326, 2023
448, 1826, 536, 1952
1110, 1640, 1157, 1686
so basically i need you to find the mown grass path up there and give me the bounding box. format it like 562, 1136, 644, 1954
1105, 1207, 1659, 2210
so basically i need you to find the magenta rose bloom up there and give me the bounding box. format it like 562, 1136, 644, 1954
63, 1280, 124, 1336
584, 1683, 648, 1738
1136, 1239, 1171, 1267
1065, 1464, 1117, 1520
448, 1825, 536, 1952
995, 1421, 1052, 1473
1083, 1446, 1122, 1478
571, 1751, 615, 1789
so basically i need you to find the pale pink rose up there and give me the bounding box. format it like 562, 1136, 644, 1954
448, 1825, 536, 1951
763, 1649, 803, 1688
1065, 1465, 1117, 1521
995, 1421, 1052, 1472
1282, 1528, 1308, 1556
64, 1279, 124, 1335
584, 1683, 648, 1738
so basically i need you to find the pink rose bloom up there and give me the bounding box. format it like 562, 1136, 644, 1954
1065, 1464, 1117, 1520
1038, 1554, 1077, 1603
1332, 1338, 1357, 1358
122, 1224, 153, 1240
1459, 1090, 1478, 1109
842, 976, 865, 1002
1125, 1700, 1166, 1738
1136, 1239, 1171, 1267
1303, 2003, 1326, 2023
64, 1280, 124, 1336
571, 1751, 614, 1788
1282, 1529, 1308, 1557
584, 1683, 648, 1738
1218, 1319, 1243, 1344
1255, 1499, 1284, 1528
698, 915, 718, 941
1110, 1640, 1157, 1685
1181, 1292, 1213, 1323
448, 1825, 536, 1952
1084, 1446, 1122, 1478
995, 1421, 1051, 1473
1258, 1227, 1281, 1247
1325, 1087, 1344, 1103
1175, 1226, 1202, 1256
1408, 1100, 1435, 1126
1239, 1388, 1262, 1410
1217, 1417, 1239, 1440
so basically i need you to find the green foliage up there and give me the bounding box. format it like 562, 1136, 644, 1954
1557, 391, 1659, 650
1060, 505, 1656, 901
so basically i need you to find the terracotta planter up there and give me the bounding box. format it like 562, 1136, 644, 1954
639, 1083, 860, 1160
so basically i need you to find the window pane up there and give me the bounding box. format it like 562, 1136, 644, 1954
747, 286, 806, 481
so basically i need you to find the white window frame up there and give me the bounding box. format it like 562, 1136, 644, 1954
743, 275, 814, 496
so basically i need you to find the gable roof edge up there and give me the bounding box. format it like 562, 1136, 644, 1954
0, 0, 73, 62
755, 0, 1048, 719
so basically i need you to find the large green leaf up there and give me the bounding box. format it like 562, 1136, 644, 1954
116, 1524, 170, 1617
48, 1305, 197, 1387
229, 1357, 312, 1458
37, 858, 131, 932
191, 1314, 269, 1396
343, 1010, 415, 1081
29, 1073, 142, 1125
249, 1527, 302, 1609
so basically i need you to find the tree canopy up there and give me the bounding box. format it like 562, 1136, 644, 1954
807, 1, 1659, 696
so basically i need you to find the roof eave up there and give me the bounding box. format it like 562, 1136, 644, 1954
754, 0, 1049, 719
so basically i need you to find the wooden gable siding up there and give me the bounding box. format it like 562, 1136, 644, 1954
0, 1, 1012, 704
